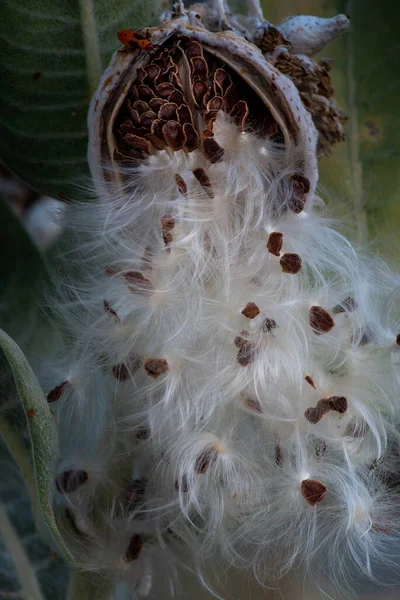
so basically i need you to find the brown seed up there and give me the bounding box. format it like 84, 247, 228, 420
397, 333, 400, 346
145, 63, 160, 82
47, 380, 70, 403
144, 358, 169, 379
123, 134, 152, 155
288, 173, 310, 214
174, 173, 187, 196
159, 102, 178, 121
162, 121, 185, 151
103, 299, 120, 321
162, 230, 173, 248
137, 85, 155, 102
151, 118, 167, 142
27, 408, 35, 418
112, 363, 132, 381
275, 443, 283, 466
241, 302, 260, 319
105, 264, 118, 276
175, 475, 189, 492
161, 215, 175, 231
243, 396, 262, 412
149, 98, 166, 113
301, 479, 327, 506
234, 331, 249, 348
329, 396, 348, 414
207, 96, 224, 112
192, 167, 214, 198
332, 296, 358, 314
122, 271, 152, 294
177, 104, 193, 125
309, 306, 335, 335
305, 375, 316, 389
139, 110, 157, 128
190, 56, 209, 79
156, 82, 176, 97
125, 533, 143, 562
195, 447, 218, 474
267, 232, 283, 256
133, 100, 149, 115
186, 40, 204, 59
56, 470, 88, 494
192, 80, 208, 107
304, 399, 331, 424
168, 89, 184, 105
356, 326, 374, 346
136, 427, 150, 440
183, 123, 199, 152
280, 253, 302, 274
237, 342, 255, 366
260, 318, 277, 333
214, 68, 232, 95
203, 136, 224, 163
230, 100, 249, 132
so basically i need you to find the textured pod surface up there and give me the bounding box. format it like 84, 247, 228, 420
48, 6, 400, 599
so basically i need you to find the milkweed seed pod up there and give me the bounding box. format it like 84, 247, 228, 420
48, 3, 400, 597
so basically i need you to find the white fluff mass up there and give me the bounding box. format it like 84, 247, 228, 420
48, 110, 400, 598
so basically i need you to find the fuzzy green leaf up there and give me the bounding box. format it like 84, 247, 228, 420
0, 328, 74, 563
0, 0, 163, 200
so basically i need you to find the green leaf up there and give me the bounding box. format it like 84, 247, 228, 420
0, 328, 74, 563
0, 0, 163, 200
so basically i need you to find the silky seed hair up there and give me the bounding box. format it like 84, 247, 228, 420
45, 7, 400, 598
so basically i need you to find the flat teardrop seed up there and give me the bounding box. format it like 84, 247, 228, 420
125, 534, 143, 561
280, 253, 302, 274
175, 173, 187, 196
195, 447, 218, 474
329, 396, 348, 413
144, 358, 169, 379
332, 296, 358, 314
192, 168, 214, 198
162, 121, 185, 151
56, 470, 88, 494
301, 479, 327, 505
267, 232, 283, 256
47, 380, 70, 402
241, 302, 260, 319
183, 123, 199, 152
310, 306, 335, 335
203, 136, 224, 163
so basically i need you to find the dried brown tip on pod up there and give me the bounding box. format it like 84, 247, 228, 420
56, 470, 88, 494
260, 318, 277, 333
103, 299, 120, 321
280, 253, 302, 274
192, 167, 214, 198
310, 306, 335, 335
125, 533, 143, 562
241, 302, 260, 319
288, 173, 310, 214
47, 380, 70, 403
305, 375, 316, 389
301, 479, 327, 506
332, 296, 358, 314
144, 358, 169, 379
267, 232, 283, 256
174, 173, 187, 196
195, 447, 218, 474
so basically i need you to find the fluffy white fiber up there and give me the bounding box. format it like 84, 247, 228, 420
47, 110, 400, 597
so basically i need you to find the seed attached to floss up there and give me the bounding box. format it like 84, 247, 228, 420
192, 167, 214, 198
195, 447, 218, 474
332, 296, 358, 314
309, 305, 335, 335
267, 232, 283, 256
301, 479, 327, 505
260, 318, 277, 333
241, 302, 260, 319
174, 173, 187, 196
144, 358, 169, 378
280, 253, 302, 274
125, 533, 143, 562
47, 380, 70, 403
103, 299, 120, 321
56, 470, 88, 494
305, 374, 316, 389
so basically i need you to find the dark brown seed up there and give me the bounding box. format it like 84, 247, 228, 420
329, 396, 348, 414
120, 120, 135, 134
301, 479, 327, 505
162, 231, 173, 248
161, 215, 175, 231
162, 121, 185, 151
237, 342, 255, 366
125, 533, 143, 562
190, 56, 209, 79
309, 306, 335, 335
47, 380, 70, 403
305, 375, 316, 389
195, 447, 218, 474
397, 334, 400, 346
357, 326, 374, 346
177, 104, 193, 125
56, 470, 88, 494
137, 85, 155, 102
243, 396, 262, 412
149, 98, 167, 112
203, 110, 218, 130
145, 63, 161, 82
260, 318, 277, 333
125, 479, 146, 512
175, 174, 187, 196
146, 133, 166, 151
136, 427, 150, 440
186, 40, 204, 59
175, 475, 189, 492
332, 296, 358, 314
192, 81, 208, 107
168, 89, 184, 105
183, 123, 199, 152
192, 167, 214, 198
123, 134, 152, 155
275, 443, 283, 466
207, 96, 224, 112
123, 271, 152, 294
203, 136, 224, 163
112, 363, 130, 381
151, 119, 167, 141
133, 100, 149, 115
241, 302, 260, 319
234, 331, 249, 348
144, 358, 169, 379
280, 253, 302, 274
230, 100, 249, 132
267, 232, 283, 256
304, 399, 331, 424
159, 102, 178, 121
105, 264, 119, 276
136, 68, 147, 84
156, 82, 176, 98
139, 111, 157, 128
214, 68, 232, 95
288, 174, 310, 214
